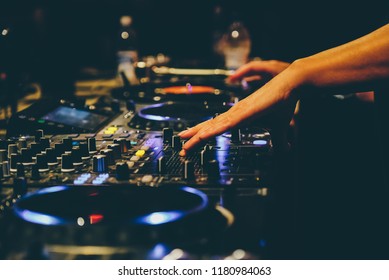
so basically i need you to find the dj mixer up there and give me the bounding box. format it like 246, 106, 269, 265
0, 77, 278, 260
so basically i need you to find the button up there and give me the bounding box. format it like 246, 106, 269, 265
126, 161, 135, 168
135, 150, 145, 157
130, 156, 140, 162
141, 175, 153, 184
140, 145, 150, 151
106, 127, 118, 133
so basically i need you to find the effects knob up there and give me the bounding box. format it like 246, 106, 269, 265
40, 137, 51, 150
10, 153, 21, 172
93, 154, 108, 173
71, 147, 83, 166
107, 143, 121, 160
20, 148, 33, 164
54, 143, 65, 159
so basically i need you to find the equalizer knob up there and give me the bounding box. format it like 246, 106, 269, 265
61, 154, 75, 172
36, 153, 49, 172
8, 144, 18, 158
16, 162, 25, 178
30, 142, 42, 158
88, 137, 97, 154
62, 137, 73, 152
40, 137, 50, 150
10, 153, 21, 172
1, 161, 10, 177
172, 135, 182, 151
71, 147, 83, 166
0, 149, 8, 163
20, 148, 33, 164
34, 129, 44, 142
107, 144, 121, 160
54, 143, 65, 159
163, 128, 173, 145
93, 155, 108, 173
100, 149, 115, 165
114, 138, 129, 153
18, 139, 27, 149
79, 143, 90, 159
30, 163, 41, 180
45, 148, 58, 165
183, 160, 195, 180
116, 162, 130, 180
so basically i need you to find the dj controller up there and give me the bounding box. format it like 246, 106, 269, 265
0, 74, 281, 260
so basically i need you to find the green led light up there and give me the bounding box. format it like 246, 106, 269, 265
38, 119, 45, 124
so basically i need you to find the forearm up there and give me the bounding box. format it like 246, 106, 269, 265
290, 24, 389, 92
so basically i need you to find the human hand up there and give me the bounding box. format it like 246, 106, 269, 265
179, 66, 301, 156
228, 60, 290, 84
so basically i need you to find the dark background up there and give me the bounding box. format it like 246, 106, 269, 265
1, 0, 389, 259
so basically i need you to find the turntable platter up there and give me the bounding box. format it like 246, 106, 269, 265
129, 101, 231, 131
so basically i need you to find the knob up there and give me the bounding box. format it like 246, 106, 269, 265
1, 161, 10, 177
30, 142, 42, 158
172, 135, 182, 151
158, 156, 167, 174
40, 137, 50, 150
183, 160, 195, 180
200, 149, 209, 167
78, 143, 90, 159
0, 149, 7, 163
18, 138, 27, 149
54, 143, 65, 159
36, 153, 49, 172
93, 155, 108, 173
20, 148, 33, 164
207, 159, 221, 180
163, 128, 173, 145
126, 99, 136, 111
107, 143, 121, 160
13, 177, 27, 196
45, 148, 58, 165
100, 149, 115, 165
231, 128, 242, 143
34, 129, 44, 142
61, 153, 74, 172
116, 162, 130, 180
10, 153, 20, 172
62, 137, 73, 152
8, 144, 18, 158
88, 137, 97, 154
71, 147, 83, 166
16, 162, 25, 177
114, 138, 129, 153
30, 163, 41, 180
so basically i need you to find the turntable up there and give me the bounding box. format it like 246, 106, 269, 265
128, 101, 232, 131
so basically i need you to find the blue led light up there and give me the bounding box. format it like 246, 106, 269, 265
36, 186, 68, 195
136, 211, 183, 225
16, 209, 64, 226
253, 140, 267, 146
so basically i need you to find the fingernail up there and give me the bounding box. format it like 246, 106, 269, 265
178, 130, 187, 136
179, 149, 186, 157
